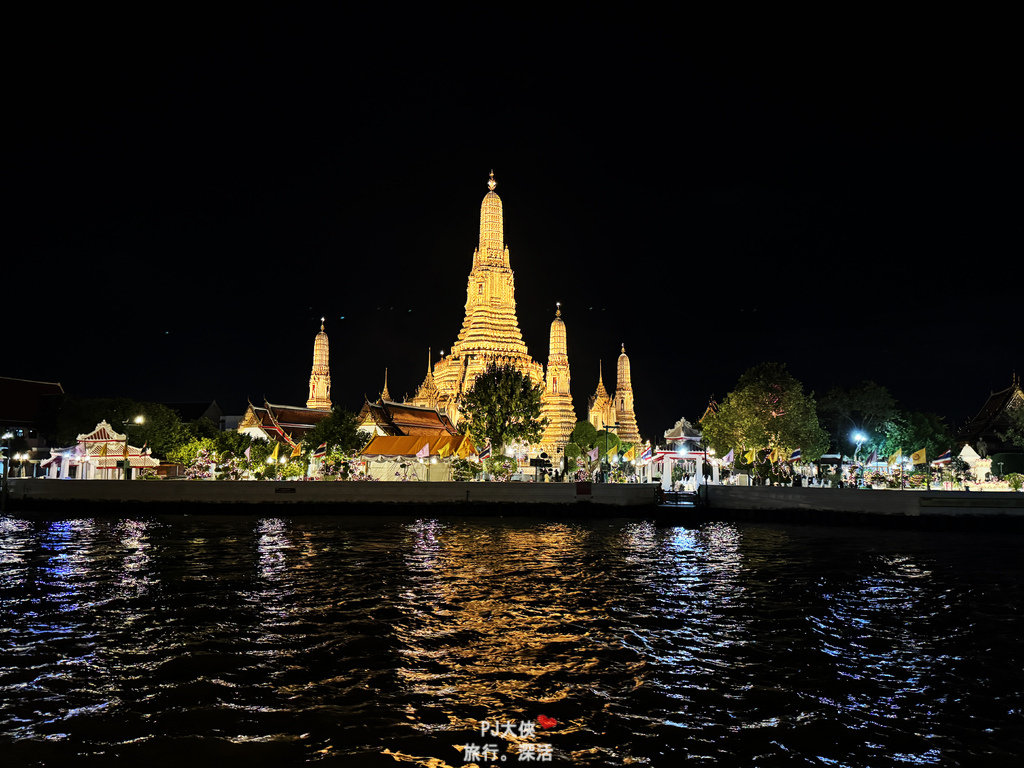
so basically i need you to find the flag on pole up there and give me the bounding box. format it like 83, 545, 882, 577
244, 445, 252, 462
722, 449, 734, 464
789, 448, 802, 462
606, 444, 618, 458
478, 443, 491, 460
911, 448, 927, 465
416, 442, 430, 458
437, 443, 450, 458
313, 442, 327, 459
623, 446, 636, 461
270, 442, 279, 463
291, 442, 302, 458
588, 447, 599, 461
887, 449, 902, 467
866, 449, 877, 465
640, 445, 653, 461
744, 448, 757, 464
933, 449, 952, 464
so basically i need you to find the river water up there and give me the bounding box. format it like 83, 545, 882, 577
0, 513, 1021, 766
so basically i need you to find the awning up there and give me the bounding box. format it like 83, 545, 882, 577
361, 434, 476, 459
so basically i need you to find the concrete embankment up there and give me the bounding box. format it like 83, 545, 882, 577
4, 478, 657, 515
691, 485, 1024, 528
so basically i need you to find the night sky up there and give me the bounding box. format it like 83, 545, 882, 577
8, 13, 1020, 441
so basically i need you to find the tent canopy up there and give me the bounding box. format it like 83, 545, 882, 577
361, 434, 476, 459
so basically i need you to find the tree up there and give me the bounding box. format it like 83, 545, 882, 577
569, 421, 597, 451
885, 411, 953, 463
818, 381, 898, 457
55, 397, 192, 459
701, 362, 829, 462
458, 363, 547, 453
1000, 405, 1024, 449
300, 405, 369, 455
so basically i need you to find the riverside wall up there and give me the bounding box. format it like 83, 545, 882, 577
699, 484, 1024, 526
4, 478, 658, 513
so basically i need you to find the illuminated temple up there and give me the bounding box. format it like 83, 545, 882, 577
402, 171, 641, 457
588, 345, 641, 445
409, 172, 544, 419
306, 318, 331, 410
538, 306, 576, 456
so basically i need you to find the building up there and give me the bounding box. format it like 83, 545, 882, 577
588, 345, 641, 444
238, 400, 332, 447
957, 373, 1024, 458
538, 305, 576, 459
41, 420, 159, 479
356, 398, 457, 439
307, 318, 331, 410
409, 172, 544, 422
237, 322, 335, 448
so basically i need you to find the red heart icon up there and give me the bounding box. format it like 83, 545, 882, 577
536, 715, 557, 730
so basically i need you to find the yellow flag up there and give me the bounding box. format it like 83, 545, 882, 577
270, 442, 279, 462
744, 449, 756, 464
291, 442, 302, 458
607, 444, 618, 457
887, 449, 902, 466
623, 446, 635, 461
911, 448, 927, 465
437, 443, 450, 458
768, 447, 779, 463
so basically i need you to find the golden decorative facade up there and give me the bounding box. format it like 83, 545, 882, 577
539, 305, 576, 457
410, 172, 543, 420
588, 345, 641, 444
306, 319, 332, 410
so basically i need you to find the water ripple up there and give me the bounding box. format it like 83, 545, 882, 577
0, 514, 1021, 765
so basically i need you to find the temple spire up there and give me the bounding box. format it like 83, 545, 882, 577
408, 172, 544, 424
306, 319, 332, 410
540, 304, 575, 457
381, 368, 391, 402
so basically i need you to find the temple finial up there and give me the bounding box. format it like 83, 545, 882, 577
598, 360, 603, 384
556, 301, 561, 318
621, 343, 626, 354
320, 316, 325, 332
487, 170, 496, 191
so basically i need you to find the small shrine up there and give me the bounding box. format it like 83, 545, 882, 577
41, 420, 159, 479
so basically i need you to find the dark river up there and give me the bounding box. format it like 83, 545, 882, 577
1, 513, 1021, 766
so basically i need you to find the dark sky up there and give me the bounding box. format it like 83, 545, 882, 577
8, 13, 1020, 441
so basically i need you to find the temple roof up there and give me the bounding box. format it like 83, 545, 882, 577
357, 399, 457, 437
957, 374, 1023, 452
240, 401, 332, 444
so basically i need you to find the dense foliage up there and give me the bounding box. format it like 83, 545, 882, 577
701, 363, 829, 462
458, 363, 547, 452
300, 405, 369, 455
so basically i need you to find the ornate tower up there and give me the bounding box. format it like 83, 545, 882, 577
588, 361, 614, 432
613, 344, 640, 443
539, 304, 576, 457
411, 171, 544, 421
306, 318, 332, 410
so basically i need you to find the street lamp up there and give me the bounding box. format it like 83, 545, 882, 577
602, 425, 619, 483
852, 433, 867, 487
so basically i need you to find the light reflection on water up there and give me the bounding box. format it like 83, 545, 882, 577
0, 514, 1021, 766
